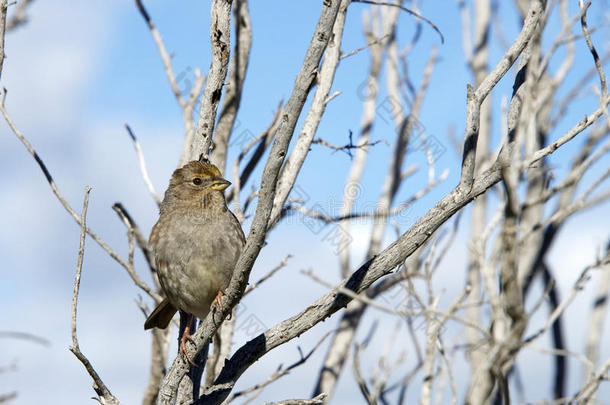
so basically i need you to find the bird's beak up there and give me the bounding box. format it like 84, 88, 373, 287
210, 178, 231, 191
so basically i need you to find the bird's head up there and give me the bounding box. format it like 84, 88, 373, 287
165, 160, 231, 203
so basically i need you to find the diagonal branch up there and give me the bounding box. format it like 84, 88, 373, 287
124, 124, 161, 205
199, 85, 606, 402
157, 2, 343, 404
351, 0, 444, 44
459, 0, 543, 191
134, 0, 186, 108
1, 90, 132, 274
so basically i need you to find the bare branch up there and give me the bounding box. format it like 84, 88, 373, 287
69, 187, 120, 405
574, 358, 610, 403
0, 392, 17, 404
244, 254, 292, 296
111, 204, 161, 302
460, 0, 544, 191
5, 0, 33, 31
134, 0, 186, 109
225, 333, 330, 404
188, 0, 233, 162
584, 243, 610, 378
311, 132, 387, 157
211, 0, 252, 172
262, 393, 328, 405
333, 4, 387, 279
1, 90, 132, 275
351, 0, 444, 44
524, 253, 610, 346
352, 342, 375, 405
579, 0, 609, 129
228, 103, 282, 216
158, 2, 343, 403
0, 0, 7, 80
111, 202, 155, 276
124, 124, 161, 205
340, 33, 390, 60
269, 0, 351, 228
290, 168, 447, 225
0, 331, 50, 347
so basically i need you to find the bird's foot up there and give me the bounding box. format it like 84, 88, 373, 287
211, 290, 224, 312
179, 332, 198, 366
179, 319, 197, 366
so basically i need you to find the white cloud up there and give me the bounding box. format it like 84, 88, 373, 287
0, 2, 118, 138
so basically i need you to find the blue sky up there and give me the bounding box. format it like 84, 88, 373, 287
1, 1, 609, 404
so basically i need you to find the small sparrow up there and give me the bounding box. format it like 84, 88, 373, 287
144, 159, 245, 358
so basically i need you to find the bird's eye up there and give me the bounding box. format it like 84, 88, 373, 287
192, 177, 203, 185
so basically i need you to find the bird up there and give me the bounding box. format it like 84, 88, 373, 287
144, 159, 245, 359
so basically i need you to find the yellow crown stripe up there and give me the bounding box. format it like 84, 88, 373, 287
193, 170, 220, 178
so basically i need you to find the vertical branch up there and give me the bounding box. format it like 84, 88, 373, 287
159, 2, 343, 404
579, 0, 608, 125
368, 45, 437, 258
458, 0, 543, 191
212, 318, 235, 383
269, 0, 351, 229
499, 169, 523, 324
204, 1, 252, 378
466, 165, 526, 404
312, 6, 389, 401
69, 187, 120, 405
462, 0, 493, 395
584, 243, 610, 378
0, 0, 7, 80
186, 0, 233, 164
211, 0, 253, 173
70, 187, 91, 365
223, 0, 342, 310
336, 8, 382, 278
464, 1, 546, 401
142, 327, 171, 405
516, 24, 546, 290
134, 0, 206, 166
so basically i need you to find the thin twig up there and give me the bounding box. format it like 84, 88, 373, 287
225, 333, 331, 404
0, 0, 7, 80
289, 169, 448, 224
5, 0, 32, 31
340, 33, 391, 60
351, 0, 444, 43
69, 187, 120, 405
579, 0, 609, 129
124, 124, 161, 205
312, 132, 387, 158
112, 203, 161, 301
244, 254, 292, 296
262, 393, 328, 405
134, 0, 185, 108
0, 89, 132, 277
524, 253, 610, 345
0, 331, 50, 347
111, 202, 156, 275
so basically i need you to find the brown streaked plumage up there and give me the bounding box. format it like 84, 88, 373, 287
144, 160, 245, 356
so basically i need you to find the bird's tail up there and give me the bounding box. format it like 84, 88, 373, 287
144, 298, 177, 330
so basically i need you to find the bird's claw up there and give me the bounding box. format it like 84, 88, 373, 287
179, 332, 197, 366
211, 290, 224, 312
